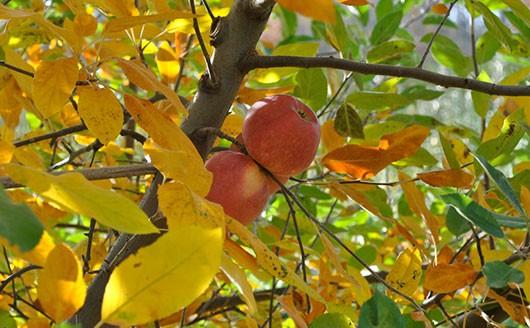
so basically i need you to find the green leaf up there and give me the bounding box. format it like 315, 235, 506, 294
347, 92, 410, 111
359, 290, 406, 328
366, 40, 415, 63
446, 206, 471, 236
476, 108, 525, 166
294, 68, 327, 111
474, 155, 525, 216
473, 1, 518, 51
500, 0, 530, 30
504, 11, 530, 42
348, 245, 378, 270
475, 32, 501, 64
0, 187, 44, 252
421, 33, 472, 76
471, 71, 492, 118
370, 9, 403, 45
393, 147, 438, 167
441, 193, 504, 238
309, 313, 355, 328
482, 261, 524, 288
334, 104, 364, 139
401, 86, 444, 101
0, 310, 16, 328
439, 132, 460, 169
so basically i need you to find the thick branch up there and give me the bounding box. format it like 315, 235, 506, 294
240, 55, 530, 96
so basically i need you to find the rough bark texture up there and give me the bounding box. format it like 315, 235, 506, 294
67, 1, 274, 326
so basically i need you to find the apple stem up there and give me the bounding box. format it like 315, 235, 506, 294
192, 127, 247, 154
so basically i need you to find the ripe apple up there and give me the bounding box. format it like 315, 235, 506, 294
205, 150, 269, 225
242, 94, 320, 176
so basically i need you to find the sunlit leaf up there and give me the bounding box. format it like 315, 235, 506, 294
416, 168, 474, 188
482, 261, 524, 288
294, 68, 328, 110
321, 120, 346, 153
104, 10, 198, 33
220, 254, 258, 315
83, 0, 138, 17
101, 225, 223, 325
32, 57, 78, 118
77, 85, 124, 144
37, 243, 86, 322
0, 187, 43, 252
276, 0, 335, 23
73, 13, 98, 36
386, 247, 422, 299
359, 290, 406, 327
118, 58, 187, 116
6, 164, 158, 235
423, 262, 477, 293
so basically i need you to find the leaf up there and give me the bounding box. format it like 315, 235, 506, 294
441, 193, 504, 238
482, 261, 524, 288
446, 206, 471, 236
347, 92, 410, 111
6, 164, 158, 235
334, 104, 364, 139
157, 181, 223, 230
476, 108, 525, 166
423, 262, 477, 293
0, 187, 43, 252
276, 0, 335, 23
416, 168, 474, 188
420, 33, 472, 76
144, 141, 212, 197
358, 290, 406, 328
101, 225, 223, 326
474, 154, 525, 216
385, 247, 422, 299
333, 183, 393, 222
104, 10, 198, 33
439, 132, 461, 169
294, 68, 328, 110
37, 243, 86, 322
340, 0, 370, 6
321, 119, 346, 153
473, 1, 518, 51
399, 172, 440, 243
117, 58, 187, 116
432, 3, 448, 15
309, 313, 355, 328
370, 9, 403, 45
367, 40, 415, 63
220, 254, 258, 315
471, 72, 492, 119
322, 125, 429, 178
73, 13, 98, 36
77, 85, 124, 144
32, 57, 78, 118
501, 0, 530, 27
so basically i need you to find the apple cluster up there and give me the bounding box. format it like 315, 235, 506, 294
205, 94, 321, 225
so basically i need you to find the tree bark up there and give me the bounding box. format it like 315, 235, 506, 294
67, 1, 274, 326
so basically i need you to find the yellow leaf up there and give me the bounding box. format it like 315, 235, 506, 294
521, 186, 530, 217
145, 141, 212, 196
118, 59, 187, 116
84, 0, 138, 17
424, 262, 477, 293
73, 13, 98, 36
432, 3, 448, 14
487, 289, 528, 324
276, 0, 335, 23
6, 164, 158, 234
224, 237, 259, 274
320, 233, 371, 304
156, 42, 180, 83
158, 181, 222, 229
37, 243, 86, 322
416, 168, 474, 188
77, 85, 124, 144
220, 253, 258, 315
167, 7, 229, 34
400, 172, 440, 244
220, 114, 244, 138
4, 48, 34, 97
100, 225, 223, 326
32, 57, 78, 118
321, 119, 346, 153
226, 217, 331, 307
104, 10, 198, 33
385, 247, 422, 299
0, 140, 15, 163
2, 230, 55, 267
521, 261, 530, 309
235, 85, 295, 105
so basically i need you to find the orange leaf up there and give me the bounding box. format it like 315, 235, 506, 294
278, 295, 308, 328
423, 262, 477, 293
417, 168, 474, 188
340, 0, 370, 6
276, 0, 335, 23
332, 182, 393, 223
487, 289, 529, 324
322, 125, 429, 178
37, 243, 86, 322
400, 172, 440, 244
432, 3, 448, 15
321, 120, 346, 153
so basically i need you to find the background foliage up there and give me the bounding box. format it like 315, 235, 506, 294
0, 0, 530, 327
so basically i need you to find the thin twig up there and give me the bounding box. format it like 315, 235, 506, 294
189, 0, 217, 86
13, 124, 87, 148
0, 264, 42, 294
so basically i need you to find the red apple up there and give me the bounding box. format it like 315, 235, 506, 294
205, 151, 269, 225
242, 94, 320, 176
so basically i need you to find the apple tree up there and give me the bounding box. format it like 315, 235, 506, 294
0, 0, 529, 327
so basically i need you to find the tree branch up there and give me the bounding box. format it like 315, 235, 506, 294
240, 55, 530, 96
